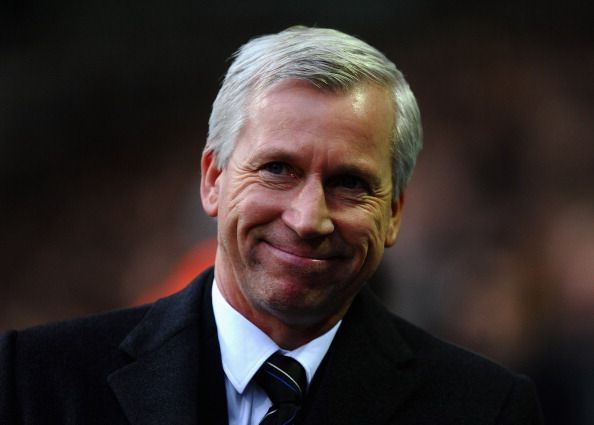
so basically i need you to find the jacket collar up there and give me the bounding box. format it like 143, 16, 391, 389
302, 287, 417, 425
107, 268, 226, 425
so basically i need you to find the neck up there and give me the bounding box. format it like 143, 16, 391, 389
214, 274, 347, 351
249, 310, 343, 351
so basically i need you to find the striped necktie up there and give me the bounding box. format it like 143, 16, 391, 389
255, 353, 307, 425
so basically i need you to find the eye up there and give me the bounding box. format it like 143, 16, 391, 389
263, 161, 288, 175
260, 161, 299, 180
328, 175, 369, 192
339, 175, 365, 189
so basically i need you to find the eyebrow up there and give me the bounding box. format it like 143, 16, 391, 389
250, 147, 297, 165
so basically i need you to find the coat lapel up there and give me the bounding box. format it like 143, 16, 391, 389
303, 288, 418, 425
107, 268, 227, 425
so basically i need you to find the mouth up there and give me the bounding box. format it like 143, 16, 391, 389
261, 240, 344, 264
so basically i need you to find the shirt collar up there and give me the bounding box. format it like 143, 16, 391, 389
212, 278, 340, 394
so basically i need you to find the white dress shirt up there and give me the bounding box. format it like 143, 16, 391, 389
212, 279, 341, 425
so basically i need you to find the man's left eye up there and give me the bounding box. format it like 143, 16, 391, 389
329, 175, 368, 191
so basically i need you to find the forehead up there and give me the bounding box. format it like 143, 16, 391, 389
242, 80, 394, 158
250, 79, 393, 119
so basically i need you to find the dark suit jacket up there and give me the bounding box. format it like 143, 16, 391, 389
1, 268, 543, 424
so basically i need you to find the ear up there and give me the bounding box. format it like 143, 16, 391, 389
385, 191, 405, 247
200, 149, 223, 217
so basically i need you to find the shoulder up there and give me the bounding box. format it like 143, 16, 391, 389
401, 317, 542, 422
2, 267, 214, 367
399, 317, 542, 421
356, 287, 521, 380
393, 313, 506, 375
0, 305, 151, 424
349, 289, 543, 423
0, 269, 215, 424
393, 315, 518, 385
2, 304, 150, 382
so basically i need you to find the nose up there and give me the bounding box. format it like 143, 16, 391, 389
282, 178, 335, 239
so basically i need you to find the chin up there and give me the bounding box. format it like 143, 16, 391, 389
260, 299, 336, 329
257, 280, 353, 325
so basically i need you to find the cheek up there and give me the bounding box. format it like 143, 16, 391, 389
232, 186, 288, 231
334, 219, 382, 270
336, 204, 391, 246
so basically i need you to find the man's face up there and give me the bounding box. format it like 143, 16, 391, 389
201, 79, 403, 332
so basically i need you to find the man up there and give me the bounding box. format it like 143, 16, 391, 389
1, 26, 542, 424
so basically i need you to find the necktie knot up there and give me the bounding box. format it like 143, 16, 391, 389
255, 353, 307, 424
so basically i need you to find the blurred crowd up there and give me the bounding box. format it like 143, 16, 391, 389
380, 33, 594, 423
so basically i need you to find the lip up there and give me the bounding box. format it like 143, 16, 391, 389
261, 240, 342, 267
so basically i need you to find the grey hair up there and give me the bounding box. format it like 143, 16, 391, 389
205, 26, 422, 197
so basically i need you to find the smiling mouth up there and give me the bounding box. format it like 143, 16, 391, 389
262, 240, 343, 261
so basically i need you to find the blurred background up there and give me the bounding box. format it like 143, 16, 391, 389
1, 1, 593, 423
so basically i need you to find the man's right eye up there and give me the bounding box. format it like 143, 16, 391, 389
263, 162, 288, 175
